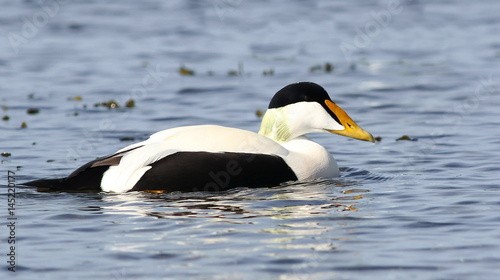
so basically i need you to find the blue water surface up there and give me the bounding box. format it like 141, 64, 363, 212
1, 1, 500, 279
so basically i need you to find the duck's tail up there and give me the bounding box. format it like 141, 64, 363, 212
23, 178, 68, 192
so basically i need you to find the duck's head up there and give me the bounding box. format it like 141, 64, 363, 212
258, 82, 375, 143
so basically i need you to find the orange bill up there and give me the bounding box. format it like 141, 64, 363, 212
324, 100, 375, 142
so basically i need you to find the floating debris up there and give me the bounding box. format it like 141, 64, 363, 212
46, 159, 55, 162
227, 70, 239, 76
262, 68, 274, 76
120, 137, 135, 142
2, 105, 7, 111
125, 99, 135, 108
107, 100, 119, 109
20, 122, 27, 128
70, 96, 83, 101
324, 62, 333, 73
374, 136, 382, 142
309, 62, 334, 73
27, 108, 39, 114
179, 66, 195, 76
396, 135, 417, 141
309, 64, 322, 73
255, 109, 263, 118
1, 152, 11, 157
227, 62, 244, 76
2, 115, 9, 121
68, 23, 83, 31
95, 100, 120, 109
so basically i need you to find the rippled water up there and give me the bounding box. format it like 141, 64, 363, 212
1, 0, 500, 279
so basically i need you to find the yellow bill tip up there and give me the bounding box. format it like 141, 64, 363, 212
327, 127, 375, 142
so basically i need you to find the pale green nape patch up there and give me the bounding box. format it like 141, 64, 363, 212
258, 108, 291, 142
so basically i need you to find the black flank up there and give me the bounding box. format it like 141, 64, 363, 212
131, 151, 298, 192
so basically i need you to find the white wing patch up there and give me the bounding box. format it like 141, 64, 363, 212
101, 144, 177, 192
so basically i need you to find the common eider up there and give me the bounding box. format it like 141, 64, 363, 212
25, 82, 374, 192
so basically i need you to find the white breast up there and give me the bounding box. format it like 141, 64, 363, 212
281, 136, 339, 180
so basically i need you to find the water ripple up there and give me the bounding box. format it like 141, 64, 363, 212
3, 1, 500, 279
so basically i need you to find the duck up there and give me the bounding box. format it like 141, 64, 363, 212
25, 82, 374, 193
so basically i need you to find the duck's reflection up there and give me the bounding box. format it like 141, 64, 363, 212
79, 179, 370, 267
86, 178, 368, 221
